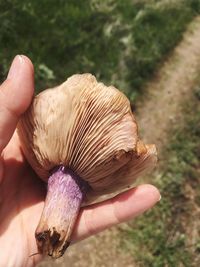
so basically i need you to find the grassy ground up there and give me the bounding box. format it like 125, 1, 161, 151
0, 0, 199, 99
123, 88, 200, 266
125, 0, 200, 100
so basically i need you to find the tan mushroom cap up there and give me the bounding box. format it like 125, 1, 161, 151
17, 74, 157, 204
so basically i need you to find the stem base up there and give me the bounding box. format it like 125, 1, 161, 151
35, 166, 88, 258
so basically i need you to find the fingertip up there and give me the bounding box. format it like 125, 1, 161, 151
113, 184, 161, 207
111, 184, 160, 223
18, 55, 35, 111
15, 55, 35, 112
138, 184, 161, 203
2, 55, 35, 115
21, 55, 34, 76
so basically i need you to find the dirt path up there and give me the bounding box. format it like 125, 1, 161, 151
136, 16, 200, 152
39, 16, 200, 267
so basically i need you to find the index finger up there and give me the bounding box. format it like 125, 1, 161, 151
72, 184, 160, 242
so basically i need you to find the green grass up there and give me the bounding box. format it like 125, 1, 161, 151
126, 0, 200, 100
122, 89, 200, 266
0, 0, 199, 99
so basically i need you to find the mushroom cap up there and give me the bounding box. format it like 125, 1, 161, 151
17, 74, 157, 204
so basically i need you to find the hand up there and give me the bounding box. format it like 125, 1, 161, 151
0, 56, 160, 267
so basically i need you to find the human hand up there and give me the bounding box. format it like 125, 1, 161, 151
0, 55, 160, 267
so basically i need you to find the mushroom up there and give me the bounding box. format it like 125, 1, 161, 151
17, 74, 157, 259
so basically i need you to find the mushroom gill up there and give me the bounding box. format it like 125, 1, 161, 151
17, 73, 157, 259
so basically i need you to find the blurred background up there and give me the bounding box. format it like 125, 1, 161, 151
1, 0, 200, 266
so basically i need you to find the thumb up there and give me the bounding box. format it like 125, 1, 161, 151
0, 55, 34, 153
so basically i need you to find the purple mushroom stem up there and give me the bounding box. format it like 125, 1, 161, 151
35, 165, 89, 258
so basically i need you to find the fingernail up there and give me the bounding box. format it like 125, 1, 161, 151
7, 55, 24, 80
158, 195, 162, 201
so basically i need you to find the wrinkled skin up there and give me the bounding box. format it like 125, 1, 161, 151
0, 56, 160, 267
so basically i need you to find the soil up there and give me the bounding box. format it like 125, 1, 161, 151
136, 16, 200, 153
38, 16, 200, 267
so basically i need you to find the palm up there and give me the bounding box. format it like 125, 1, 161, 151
0, 56, 160, 267
0, 134, 44, 267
